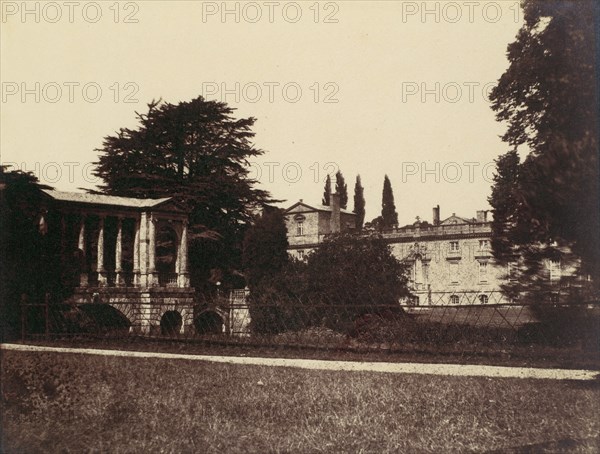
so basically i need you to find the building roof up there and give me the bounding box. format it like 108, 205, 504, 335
440, 214, 475, 225
285, 200, 356, 216
42, 189, 172, 209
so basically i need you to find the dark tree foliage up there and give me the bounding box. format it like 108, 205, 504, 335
93, 97, 274, 290
303, 234, 411, 331
322, 174, 331, 206
353, 174, 366, 230
245, 233, 411, 334
243, 207, 308, 333
366, 216, 385, 232
381, 175, 398, 228
0, 168, 74, 340
489, 0, 600, 291
246, 260, 310, 334
242, 207, 289, 289
489, 150, 521, 264
335, 170, 348, 209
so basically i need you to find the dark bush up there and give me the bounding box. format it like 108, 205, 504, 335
248, 234, 413, 334
302, 234, 412, 332
248, 277, 311, 334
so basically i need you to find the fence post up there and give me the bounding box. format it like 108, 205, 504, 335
45, 292, 50, 339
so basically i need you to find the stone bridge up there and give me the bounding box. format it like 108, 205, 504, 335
42, 190, 249, 336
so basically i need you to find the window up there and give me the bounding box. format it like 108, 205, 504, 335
450, 262, 459, 284
422, 263, 429, 285
414, 256, 423, 284
449, 241, 460, 252
296, 221, 304, 236
450, 294, 460, 305
478, 262, 488, 282
297, 249, 305, 260
478, 294, 489, 304
549, 260, 561, 282
479, 239, 489, 250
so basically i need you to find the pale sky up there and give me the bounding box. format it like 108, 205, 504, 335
1, 1, 523, 225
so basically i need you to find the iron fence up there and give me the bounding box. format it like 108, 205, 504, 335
17, 290, 600, 363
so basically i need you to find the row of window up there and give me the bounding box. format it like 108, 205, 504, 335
422, 260, 562, 284
449, 240, 490, 252
415, 260, 562, 285
411, 260, 489, 285
446, 261, 488, 284
449, 294, 489, 305
294, 253, 559, 283
410, 294, 490, 306
416, 292, 563, 306
295, 241, 561, 282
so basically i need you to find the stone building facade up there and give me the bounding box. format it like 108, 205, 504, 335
380, 209, 502, 305
284, 193, 356, 261
285, 197, 512, 306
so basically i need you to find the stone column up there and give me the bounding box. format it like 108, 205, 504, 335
133, 217, 141, 286
115, 217, 124, 286
178, 221, 190, 287
97, 216, 107, 286
78, 215, 88, 287
148, 214, 157, 286
139, 212, 148, 287
175, 231, 181, 283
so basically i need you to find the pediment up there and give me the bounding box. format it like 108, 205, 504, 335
285, 202, 319, 214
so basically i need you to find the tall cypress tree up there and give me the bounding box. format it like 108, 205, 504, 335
381, 175, 398, 228
335, 170, 348, 209
353, 175, 365, 230
322, 174, 331, 206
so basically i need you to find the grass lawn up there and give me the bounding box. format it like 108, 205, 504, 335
2, 350, 600, 453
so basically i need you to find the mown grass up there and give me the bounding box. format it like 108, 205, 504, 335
2, 350, 600, 453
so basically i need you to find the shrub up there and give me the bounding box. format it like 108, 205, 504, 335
248, 260, 312, 334
246, 233, 412, 335
302, 234, 412, 332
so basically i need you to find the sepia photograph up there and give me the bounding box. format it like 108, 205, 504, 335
1, 1, 599, 452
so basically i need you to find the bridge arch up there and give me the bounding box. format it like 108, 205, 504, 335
160, 310, 183, 335
194, 306, 228, 335
77, 303, 131, 334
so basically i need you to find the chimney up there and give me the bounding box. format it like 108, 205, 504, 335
330, 192, 341, 233
476, 210, 487, 222
433, 205, 440, 225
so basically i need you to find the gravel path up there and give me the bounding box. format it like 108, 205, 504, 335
2, 343, 598, 381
